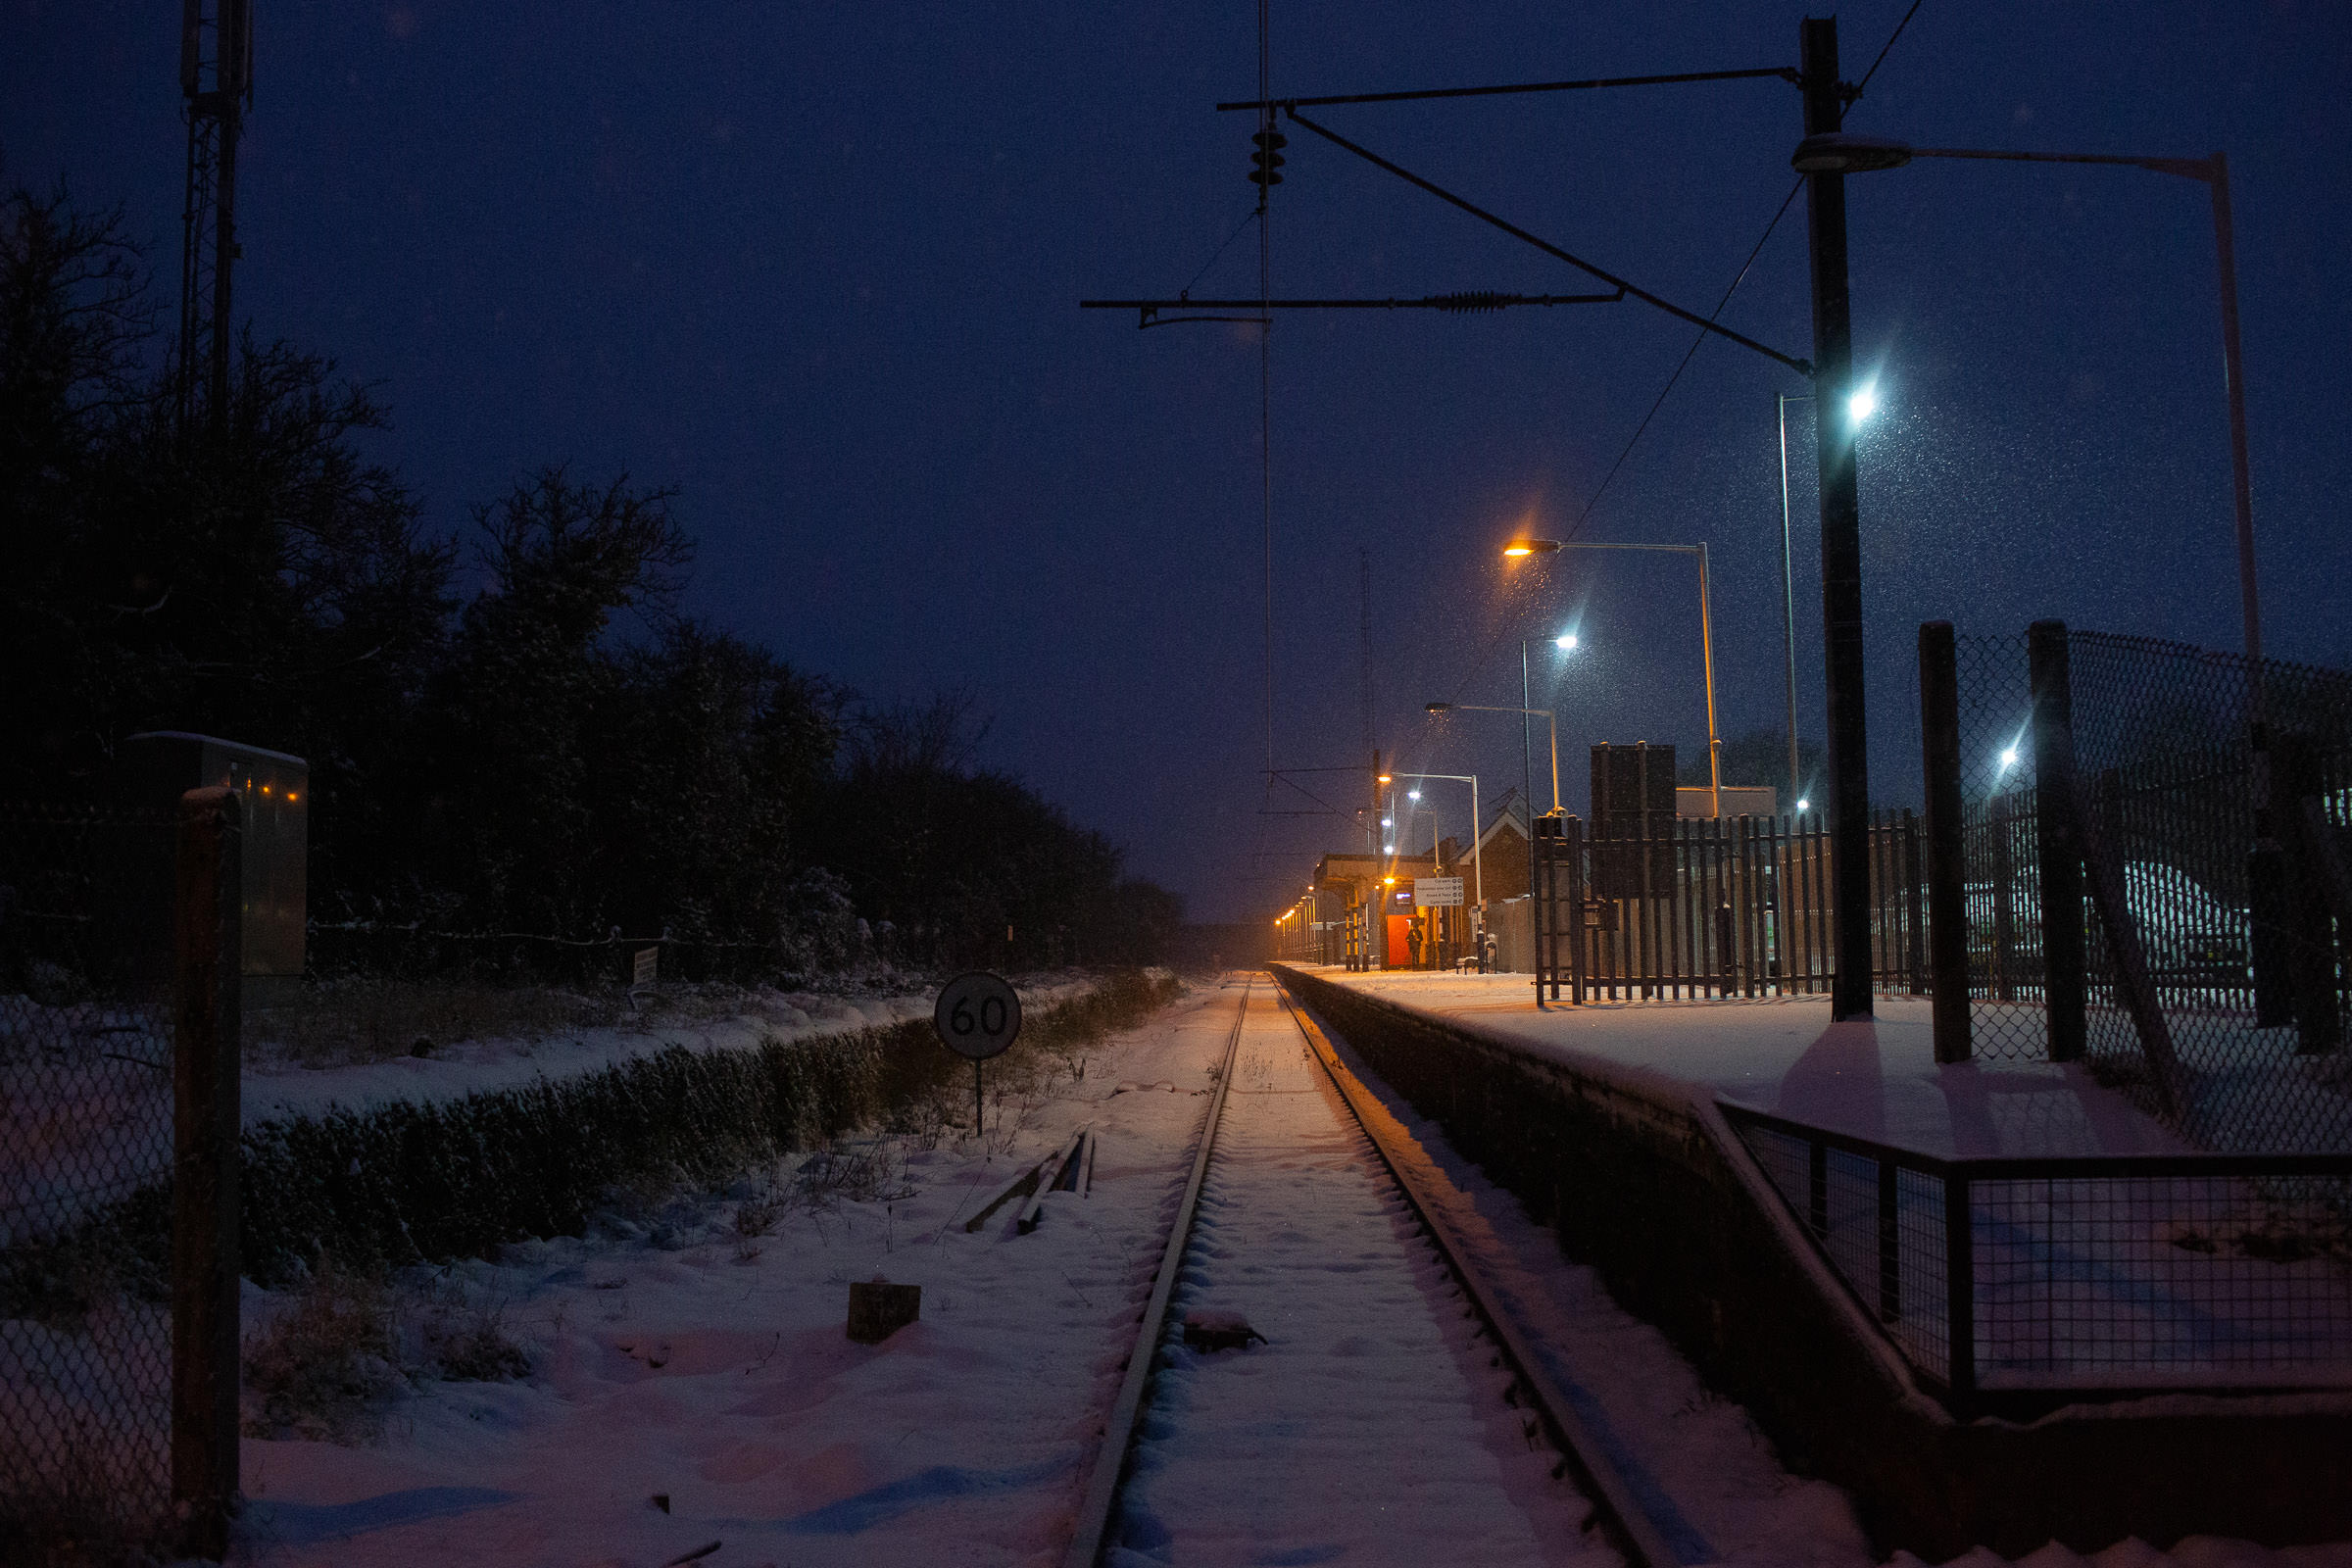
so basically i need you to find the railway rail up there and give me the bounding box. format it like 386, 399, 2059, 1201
1058, 971, 1683, 1568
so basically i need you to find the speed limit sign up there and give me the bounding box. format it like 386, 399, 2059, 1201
933, 971, 1022, 1060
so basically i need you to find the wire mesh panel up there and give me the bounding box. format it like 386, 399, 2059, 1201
1951, 629, 2352, 1152
0, 805, 178, 1556
2066, 633, 2352, 1152
1738, 1119, 1952, 1380
1952, 632, 2050, 1061
1730, 1107, 2352, 1402
1970, 1167, 2352, 1387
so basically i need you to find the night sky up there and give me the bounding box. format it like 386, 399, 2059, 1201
8, 3, 2348, 922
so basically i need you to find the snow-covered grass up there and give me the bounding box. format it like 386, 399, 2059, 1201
243, 970, 1102, 1125
233, 969, 1176, 1284
228, 982, 1237, 1566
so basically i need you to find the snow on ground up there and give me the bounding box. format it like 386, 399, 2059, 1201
1299, 971, 2187, 1159
229, 981, 1229, 1568
182, 971, 2352, 1567
241, 975, 1098, 1126
1111, 983, 1609, 1568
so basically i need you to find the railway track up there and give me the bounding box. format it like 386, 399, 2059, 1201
1059, 971, 1681, 1568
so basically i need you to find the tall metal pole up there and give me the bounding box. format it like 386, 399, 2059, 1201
2206, 152, 2263, 687
1521, 641, 1538, 912
178, 0, 251, 443
1800, 16, 1875, 1021
1544, 710, 1561, 814
1697, 541, 1722, 819
1470, 774, 1482, 907
1778, 393, 1805, 812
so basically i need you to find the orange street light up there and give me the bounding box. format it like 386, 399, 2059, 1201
1501, 537, 1563, 558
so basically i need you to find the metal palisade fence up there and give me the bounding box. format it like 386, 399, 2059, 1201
1936, 623, 2352, 1153
0, 793, 242, 1562
1530, 808, 1928, 1004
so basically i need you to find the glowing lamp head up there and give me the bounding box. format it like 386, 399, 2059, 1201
1501, 537, 1562, 559
1848, 384, 1878, 423
1796, 797, 1810, 812
2000, 747, 2020, 768
1555, 633, 1578, 651
1377, 772, 1393, 783
1406, 790, 1421, 801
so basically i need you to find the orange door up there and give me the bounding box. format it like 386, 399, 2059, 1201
1385, 914, 1411, 970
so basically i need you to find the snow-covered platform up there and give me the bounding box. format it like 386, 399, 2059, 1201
1284, 968, 2187, 1160
1272, 964, 2352, 1556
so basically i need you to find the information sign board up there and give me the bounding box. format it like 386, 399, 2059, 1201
1413, 877, 1464, 908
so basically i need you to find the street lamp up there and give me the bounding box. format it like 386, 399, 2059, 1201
1426, 703, 1558, 815
1788, 131, 2265, 684
1502, 536, 1724, 816
1391, 772, 1483, 909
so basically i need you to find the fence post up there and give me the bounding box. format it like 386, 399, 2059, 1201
2272, 731, 2343, 1054
1533, 816, 1555, 1004
2029, 620, 2087, 1062
1920, 622, 1973, 1061
1943, 1171, 1975, 1409
172, 786, 241, 1559
1903, 808, 1927, 996
1566, 814, 1587, 1004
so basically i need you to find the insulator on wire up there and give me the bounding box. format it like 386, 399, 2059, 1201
1250, 128, 1288, 188
1433, 291, 1511, 315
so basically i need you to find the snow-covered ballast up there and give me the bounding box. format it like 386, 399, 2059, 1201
1269, 963, 2352, 1560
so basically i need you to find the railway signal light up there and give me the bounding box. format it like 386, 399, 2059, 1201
1250, 128, 1287, 188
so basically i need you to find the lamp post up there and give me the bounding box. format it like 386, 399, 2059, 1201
1792, 17, 1875, 1021
1502, 537, 1722, 816
1777, 392, 1810, 816
1521, 631, 1578, 839
1425, 704, 1557, 814
1429, 705, 1553, 967
1788, 133, 2265, 691
1394, 770, 1483, 904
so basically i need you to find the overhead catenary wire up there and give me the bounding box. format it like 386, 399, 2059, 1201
1283, 109, 1811, 375
1434, 0, 1932, 710
1433, 177, 1804, 711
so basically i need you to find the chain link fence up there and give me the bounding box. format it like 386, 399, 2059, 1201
1, 803, 180, 1559
1950, 628, 2352, 1152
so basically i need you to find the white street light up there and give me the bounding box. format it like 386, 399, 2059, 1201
1789, 132, 2266, 689
1847, 383, 1878, 422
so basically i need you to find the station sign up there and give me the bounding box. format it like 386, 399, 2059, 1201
1413, 877, 1464, 908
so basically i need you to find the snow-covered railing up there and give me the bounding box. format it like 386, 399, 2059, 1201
1721, 1102, 2352, 1414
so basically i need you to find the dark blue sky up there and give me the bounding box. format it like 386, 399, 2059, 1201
9, 2, 2347, 921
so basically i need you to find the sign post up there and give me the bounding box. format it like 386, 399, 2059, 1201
932, 971, 1022, 1143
